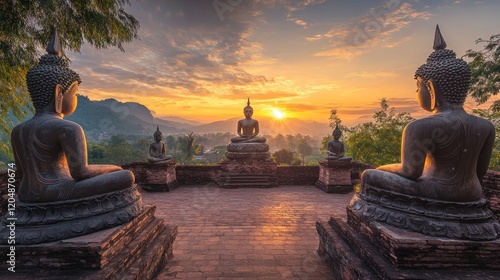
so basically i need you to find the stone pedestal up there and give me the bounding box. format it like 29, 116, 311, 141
317, 215, 500, 280
218, 160, 278, 188
0, 205, 177, 279
123, 161, 177, 191
316, 183, 500, 279
316, 160, 352, 193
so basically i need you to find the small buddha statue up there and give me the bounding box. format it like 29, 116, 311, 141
326, 124, 352, 161
230, 98, 266, 143
11, 30, 135, 203
361, 25, 495, 202
147, 126, 172, 163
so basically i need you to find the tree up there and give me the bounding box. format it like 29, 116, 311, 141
272, 149, 295, 165
346, 99, 414, 166
297, 139, 313, 165
0, 0, 140, 157
473, 100, 500, 171
177, 132, 202, 161
464, 34, 500, 104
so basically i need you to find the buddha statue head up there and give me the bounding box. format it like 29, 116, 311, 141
414, 25, 471, 112
153, 126, 163, 142
26, 29, 82, 115
332, 124, 342, 141
244, 98, 253, 118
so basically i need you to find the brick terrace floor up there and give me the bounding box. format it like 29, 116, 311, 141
139, 184, 353, 279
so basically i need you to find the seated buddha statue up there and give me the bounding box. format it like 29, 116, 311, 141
230, 98, 266, 143
12, 32, 135, 203
326, 124, 352, 162
226, 99, 270, 161
348, 26, 500, 241
147, 126, 172, 163
361, 25, 495, 202
1, 30, 143, 245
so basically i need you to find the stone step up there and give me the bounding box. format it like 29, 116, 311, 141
95, 218, 165, 278
0, 206, 178, 280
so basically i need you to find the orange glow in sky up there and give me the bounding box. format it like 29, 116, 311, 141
68, 0, 500, 127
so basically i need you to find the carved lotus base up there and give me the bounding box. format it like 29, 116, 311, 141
226, 143, 270, 161
0, 186, 144, 245
349, 183, 500, 241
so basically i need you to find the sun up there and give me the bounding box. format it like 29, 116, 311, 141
272, 109, 285, 120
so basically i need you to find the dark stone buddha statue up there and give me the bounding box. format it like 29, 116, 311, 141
0, 29, 144, 245
226, 99, 270, 161
326, 125, 352, 162
349, 25, 500, 241
230, 98, 267, 144
147, 126, 172, 163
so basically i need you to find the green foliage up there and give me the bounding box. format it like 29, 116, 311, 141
345, 98, 414, 166
177, 132, 202, 162
272, 149, 295, 165
297, 139, 313, 165
465, 34, 500, 104
0, 0, 139, 156
473, 101, 500, 170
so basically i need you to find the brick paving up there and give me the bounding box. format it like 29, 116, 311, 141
139, 184, 353, 279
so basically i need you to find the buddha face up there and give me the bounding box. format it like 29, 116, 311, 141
244, 107, 253, 118
155, 133, 163, 142
333, 130, 341, 140
60, 81, 79, 116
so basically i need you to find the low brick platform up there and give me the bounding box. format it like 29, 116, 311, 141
140, 185, 349, 279
218, 160, 278, 188
0, 205, 178, 279
317, 216, 500, 279
123, 161, 177, 191
316, 160, 353, 193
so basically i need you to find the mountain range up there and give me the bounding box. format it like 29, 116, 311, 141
36, 95, 330, 140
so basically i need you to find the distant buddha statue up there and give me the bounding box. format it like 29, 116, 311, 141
231, 98, 266, 143
326, 124, 352, 161
362, 25, 495, 202
1, 29, 144, 245
148, 126, 172, 163
226, 98, 270, 161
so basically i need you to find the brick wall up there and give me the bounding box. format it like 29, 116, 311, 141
277, 166, 319, 185
176, 165, 221, 185
482, 170, 500, 217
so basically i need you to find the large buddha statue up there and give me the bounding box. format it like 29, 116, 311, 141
361, 26, 494, 202
326, 124, 352, 162
147, 126, 172, 163
349, 25, 499, 241
231, 98, 267, 143
0, 30, 144, 245
226, 99, 270, 161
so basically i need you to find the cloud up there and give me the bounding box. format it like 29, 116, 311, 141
313, 1, 431, 59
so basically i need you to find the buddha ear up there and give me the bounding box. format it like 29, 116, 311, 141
54, 84, 64, 114
425, 80, 437, 110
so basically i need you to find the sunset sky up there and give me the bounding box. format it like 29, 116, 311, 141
67, 0, 500, 126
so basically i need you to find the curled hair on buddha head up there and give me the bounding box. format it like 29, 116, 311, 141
414, 25, 471, 105
26, 29, 81, 109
